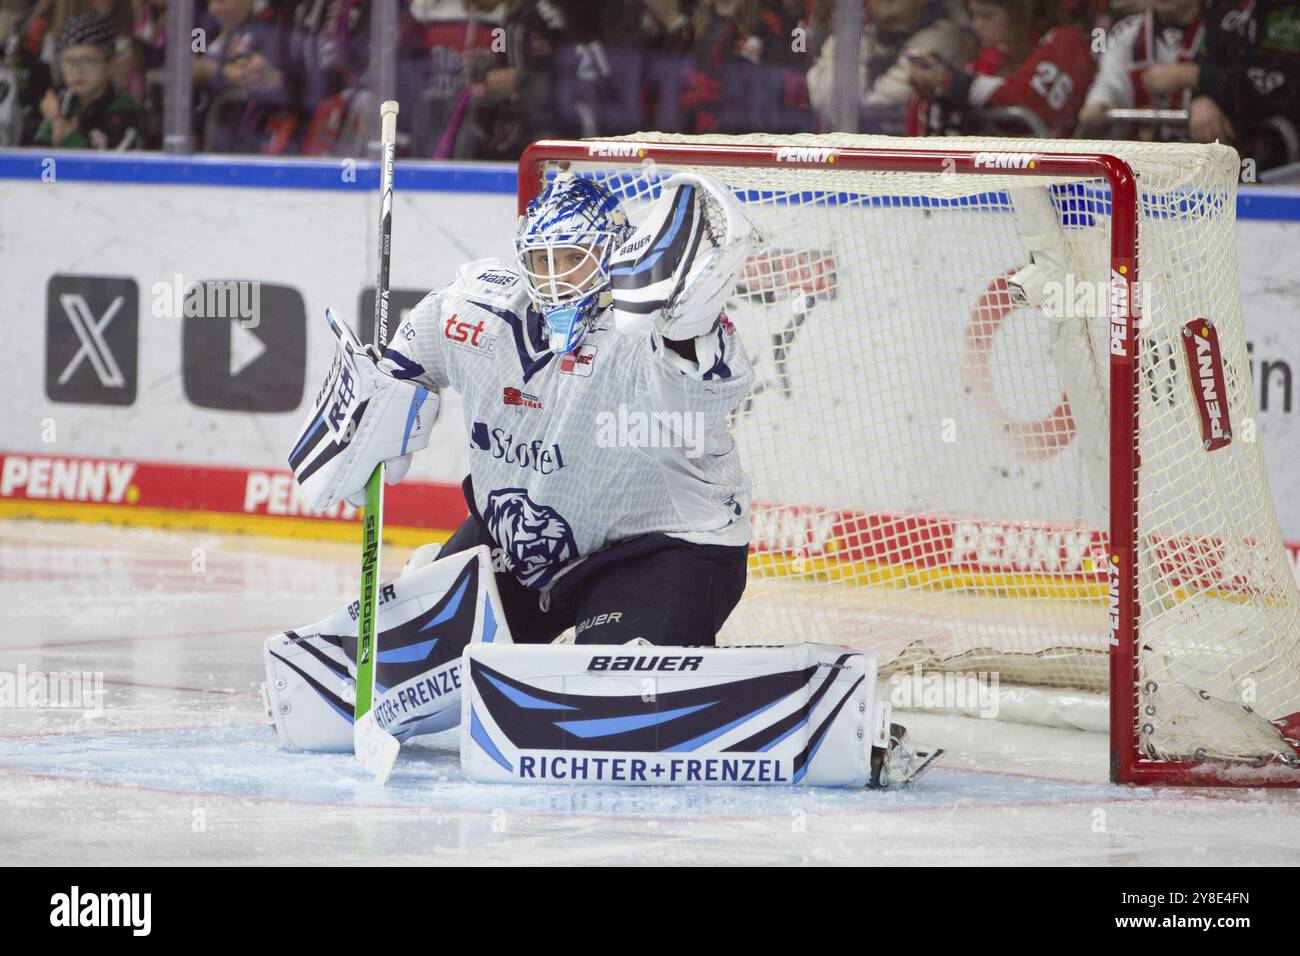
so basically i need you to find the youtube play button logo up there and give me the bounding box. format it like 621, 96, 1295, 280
181, 282, 305, 413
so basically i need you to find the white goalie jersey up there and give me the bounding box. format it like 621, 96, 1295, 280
381, 258, 755, 590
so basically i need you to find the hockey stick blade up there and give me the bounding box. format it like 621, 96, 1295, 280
868, 735, 945, 790
354, 710, 400, 785
893, 746, 944, 787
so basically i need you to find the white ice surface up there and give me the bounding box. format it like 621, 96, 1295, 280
2, 519, 1298, 866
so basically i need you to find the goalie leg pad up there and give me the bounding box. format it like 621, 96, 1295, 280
1004, 186, 1070, 308
263, 545, 512, 751
460, 643, 890, 787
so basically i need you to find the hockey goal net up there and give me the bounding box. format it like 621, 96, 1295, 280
518, 133, 1300, 786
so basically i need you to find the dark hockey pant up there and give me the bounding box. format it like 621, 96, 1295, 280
436, 511, 749, 647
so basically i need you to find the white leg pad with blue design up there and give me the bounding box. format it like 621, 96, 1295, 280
263, 545, 512, 752
460, 643, 890, 787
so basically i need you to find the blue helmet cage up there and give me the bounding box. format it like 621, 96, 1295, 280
515, 175, 631, 354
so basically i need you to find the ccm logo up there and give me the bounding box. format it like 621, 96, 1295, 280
774, 146, 835, 164
588, 655, 703, 672
973, 152, 1038, 169
587, 143, 643, 158
1181, 320, 1232, 451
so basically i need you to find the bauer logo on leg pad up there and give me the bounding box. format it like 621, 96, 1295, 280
460, 643, 880, 787
347, 583, 396, 621
587, 655, 702, 672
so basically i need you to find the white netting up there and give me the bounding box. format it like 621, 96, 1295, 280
535, 132, 1300, 771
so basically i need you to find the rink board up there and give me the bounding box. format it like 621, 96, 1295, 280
1, 152, 1298, 578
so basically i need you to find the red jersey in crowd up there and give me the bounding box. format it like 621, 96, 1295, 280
964, 27, 1097, 135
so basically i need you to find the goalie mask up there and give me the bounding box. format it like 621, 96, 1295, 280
515, 176, 631, 354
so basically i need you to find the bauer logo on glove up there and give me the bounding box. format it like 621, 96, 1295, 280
288, 309, 439, 513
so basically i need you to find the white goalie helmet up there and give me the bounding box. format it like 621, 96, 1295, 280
514, 174, 632, 354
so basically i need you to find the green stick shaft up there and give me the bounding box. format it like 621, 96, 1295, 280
355, 468, 383, 718
355, 100, 399, 722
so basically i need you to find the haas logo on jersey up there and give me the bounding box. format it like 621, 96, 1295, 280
483, 489, 578, 587
444, 314, 494, 353
476, 270, 518, 288
560, 345, 597, 376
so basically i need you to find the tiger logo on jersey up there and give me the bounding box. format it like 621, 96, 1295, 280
483, 488, 578, 588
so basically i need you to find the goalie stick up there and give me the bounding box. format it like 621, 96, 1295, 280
353, 99, 401, 784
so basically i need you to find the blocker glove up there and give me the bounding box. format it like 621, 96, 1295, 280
288, 310, 438, 512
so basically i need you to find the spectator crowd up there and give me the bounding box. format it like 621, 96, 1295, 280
0, 0, 1296, 170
